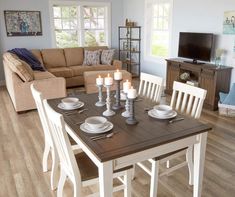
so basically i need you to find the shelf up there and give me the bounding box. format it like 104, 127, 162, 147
122, 60, 140, 65
119, 38, 141, 41
120, 50, 140, 53
119, 26, 141, 28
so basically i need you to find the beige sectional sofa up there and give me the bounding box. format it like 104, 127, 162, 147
3, 46, 122, 112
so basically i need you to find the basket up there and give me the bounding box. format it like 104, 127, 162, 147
218, 102, 235, 117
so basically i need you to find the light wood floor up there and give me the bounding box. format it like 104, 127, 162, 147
0, 86, 235, 197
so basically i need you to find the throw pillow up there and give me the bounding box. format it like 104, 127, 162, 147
83, 50, 100, 66
219, 92, 228, 103
101, 49, 115, 65
223, 83, 235, 105
8, 48, 45, 71
4, 52, 34, 82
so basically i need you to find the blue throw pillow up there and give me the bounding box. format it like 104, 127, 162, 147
8, 48, 45, 71
219, 92, 228, 103
223, 83, 235, 105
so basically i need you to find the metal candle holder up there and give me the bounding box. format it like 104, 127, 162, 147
121, 93, 130, 117
112, 79, 123, 110
126, 98, 138, 125
103, 85, 115, 117
95, 85, 106, 107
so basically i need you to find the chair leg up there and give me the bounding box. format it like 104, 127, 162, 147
124, 169, 132, 197
150, 160, 159, 197
166, 160, 170, 169
57, 169, 67, 197
50, 148, 59, 190
73, 179, 82, 197
186, 146, 194, 186
42, 141, 50, 172
131, 165, 136, 180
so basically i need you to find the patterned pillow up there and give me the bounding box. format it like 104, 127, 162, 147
83, 50, 100, 66
101, 49, 115, 65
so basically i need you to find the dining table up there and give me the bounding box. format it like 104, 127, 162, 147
47, 92, 212, 197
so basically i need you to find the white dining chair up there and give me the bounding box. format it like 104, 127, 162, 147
138, 72, 164, 103
43, 100, 133, 197
31, 84, 81, 190
137, 81, 207, 197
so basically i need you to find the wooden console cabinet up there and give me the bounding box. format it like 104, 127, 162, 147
165, 58, 233, 110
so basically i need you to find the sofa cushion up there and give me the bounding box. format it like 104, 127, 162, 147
41, 49, 66, 68
3, 52, 34, 82
70, 64, 116, 76
34, 71, 55, 80
83, 50, 100, 66
101, 49, 115, 65
47, 67, 73, 78
30, 49, 43, 65
64, 47, 84, 66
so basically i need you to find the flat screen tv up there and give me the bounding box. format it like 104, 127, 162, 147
178, 32, 213, 64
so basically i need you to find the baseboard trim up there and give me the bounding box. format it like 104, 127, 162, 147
0, 80, 6, 86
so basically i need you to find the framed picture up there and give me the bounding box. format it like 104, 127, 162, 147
4, 10, 42, 36
223, 11, 235, 34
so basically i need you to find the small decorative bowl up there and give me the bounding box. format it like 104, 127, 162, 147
61, 97, 79, 108
85, 116, 107, 130
154, 105, 173, 116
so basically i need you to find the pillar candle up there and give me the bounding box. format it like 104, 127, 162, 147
127, 86, 137, 99
123, 79, 131, 93
104, 73, 113, 86
114, 69, 123, 80
96, 75, 103, 86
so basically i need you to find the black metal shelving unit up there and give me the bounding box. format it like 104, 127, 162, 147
118, 26, 141, 77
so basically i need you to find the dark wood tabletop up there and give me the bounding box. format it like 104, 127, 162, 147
48, 93, 212, 162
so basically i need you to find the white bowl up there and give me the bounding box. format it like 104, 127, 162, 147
154, 105, 173, 116
85, 116, 107, 130
61, 97, 79, 108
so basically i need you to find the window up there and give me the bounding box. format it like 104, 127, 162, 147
145, 0, 172, 60
50, 2, 110, 48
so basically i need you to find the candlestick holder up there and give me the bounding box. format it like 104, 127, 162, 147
126, 98, 138, 125
103, 85, 115, 117
121, 93, 130, 117
95, 85, 106, 107
112, 79, 123, 110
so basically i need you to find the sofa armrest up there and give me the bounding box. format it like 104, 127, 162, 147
113, 60, 122, 70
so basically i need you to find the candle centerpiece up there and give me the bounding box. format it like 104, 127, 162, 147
95, 75, 105, 107
103, 73, 115, 117
113, 69, 123, 110
121, 79, 131, 117
126, 86, 138, 125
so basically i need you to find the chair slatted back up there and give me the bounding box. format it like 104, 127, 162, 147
30, 84, 52, 145
43, 100, 81, 180
138, 73, 164, 103
170, 81, 207, 119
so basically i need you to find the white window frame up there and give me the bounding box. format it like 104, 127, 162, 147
144, 0, 173, 63
49, 0, 111, 48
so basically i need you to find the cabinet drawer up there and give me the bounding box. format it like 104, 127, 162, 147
168, 61, 180, 68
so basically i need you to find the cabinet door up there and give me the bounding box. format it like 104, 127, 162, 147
166, 62, 180, 94
200, 69, 216, 108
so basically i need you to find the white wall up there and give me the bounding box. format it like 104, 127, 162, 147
0, 0, 124, 82
123, 0, 235, 85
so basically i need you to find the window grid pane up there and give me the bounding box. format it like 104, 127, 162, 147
151, 2, 171, 58
53, 5, 108, 48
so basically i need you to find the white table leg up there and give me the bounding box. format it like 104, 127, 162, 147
99, 161, 113, 197
193, 132, 208, 197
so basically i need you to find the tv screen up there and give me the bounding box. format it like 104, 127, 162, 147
178, 32, 213, 62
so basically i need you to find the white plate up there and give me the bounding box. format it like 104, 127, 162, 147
58, 101, 84, 110
80, 121, 113, 134
148, 109, 177, 119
